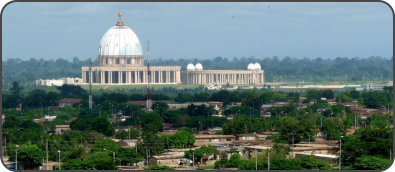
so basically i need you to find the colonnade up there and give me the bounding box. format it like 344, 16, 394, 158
82, 68, 181, 84
183, 71, 264, 85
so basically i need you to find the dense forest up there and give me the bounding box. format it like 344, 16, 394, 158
2, 56, 393, 85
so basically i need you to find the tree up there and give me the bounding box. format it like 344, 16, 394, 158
165, 128, 195, 148
57, 112, 72, 121
276, 116, 316, 144
342, 127, 393, 166
91, 117, 114, 136
83, 131, 105, 144
71, 117, 114, 136
142, 112, 164, 133
152, 102, 169, 120
10, 81, 23, 96
116, 148, 143, 166
141, 131, 165, 156
184, 145, 219, 163
46, 91, 60, 106
61, 159, 94, 170
144, 165, 175, 170
361, 91, 392, 109
297, 155, 330, 170
366, 113, 392, 128
352, 155, 391, 170
336, 94, 352, 103
321, 118, 344, 140
86, 152, 118, 170
57, 84, 87, 97
63, 146, 86, 162
62, 130, 86, 146
90, 139, 120, 153
8, 143, 44, 170
115, 131, 128, 140
222, 115, 272, 135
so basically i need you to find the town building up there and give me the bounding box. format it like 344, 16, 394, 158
193, 134, 236, 146
81, 12, 264, 86
55, 125, 71, 135
148, 152, 184, 167
35, 77, 82, 86
58, 98, 83, 107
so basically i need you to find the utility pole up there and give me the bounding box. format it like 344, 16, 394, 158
58, 150, 61, 170
88, 58, 93, 110
15, 145, 18, 171
320, 115, 322, 127
292, 135, 295, 158
339, 136, 343, 171
46, 139, 48, 170
4, 136, 6, 157
146, 149, 149, 166
268, 150, 270, 170
255, 150, 257, 170
192, 151, 195, 167
146, 41, 152, 112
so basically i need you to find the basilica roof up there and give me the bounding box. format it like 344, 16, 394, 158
98, 12, 143, 56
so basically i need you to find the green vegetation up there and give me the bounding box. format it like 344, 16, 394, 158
1, 80, 393, 170
144, 165, 175, 170
3, 57, 393, 86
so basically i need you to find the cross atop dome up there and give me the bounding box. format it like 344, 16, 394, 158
116, 11, 125, 26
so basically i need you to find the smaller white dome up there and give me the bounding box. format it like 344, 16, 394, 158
254, 63, 261, 70
195, 63, 203, 70
187, 63, 196, 70
247, 63, 255, 70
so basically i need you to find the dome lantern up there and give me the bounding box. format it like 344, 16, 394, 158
116, 11, 125, 26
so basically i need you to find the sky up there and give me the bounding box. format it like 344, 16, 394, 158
1, 2, 393, 61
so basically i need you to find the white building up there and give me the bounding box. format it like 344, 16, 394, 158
35, 77, 82, 86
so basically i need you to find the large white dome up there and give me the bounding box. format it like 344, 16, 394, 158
98, 25, 143, 56
254, 63, 261, 70
187, 63, 196, 70
195, 63, 203, 70
247, 63, 255, 70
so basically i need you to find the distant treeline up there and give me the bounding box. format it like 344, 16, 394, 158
2, 56, 393, 85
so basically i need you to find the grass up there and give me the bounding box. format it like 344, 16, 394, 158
7, 80, 391, 96
197, 165, 215, 170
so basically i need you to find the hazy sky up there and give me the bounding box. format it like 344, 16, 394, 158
2, 2, 393, 61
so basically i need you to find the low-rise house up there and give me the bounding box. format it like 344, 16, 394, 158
295, 153, 338, 164
208, 101, 223, 108
117, 139, 138, 148
148, 152, 184, 167
168, 104, 189, 110
114, 125, 141, 132
58, 98, 82, 107
55, 125, 70, 135
341, 100, 359, 107
350, 107, 391, 119
273, 101, 290, 107
34, 115, 57, 123
242, 145, 272, 159
292, 143, 339, 157
194, 134, 236, 146
236, 134, 257, 141
127, 100, 174, 106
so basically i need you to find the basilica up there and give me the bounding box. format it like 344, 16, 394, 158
81, 12, 264, 85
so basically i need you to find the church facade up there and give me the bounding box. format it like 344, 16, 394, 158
81, 12, 263, 85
